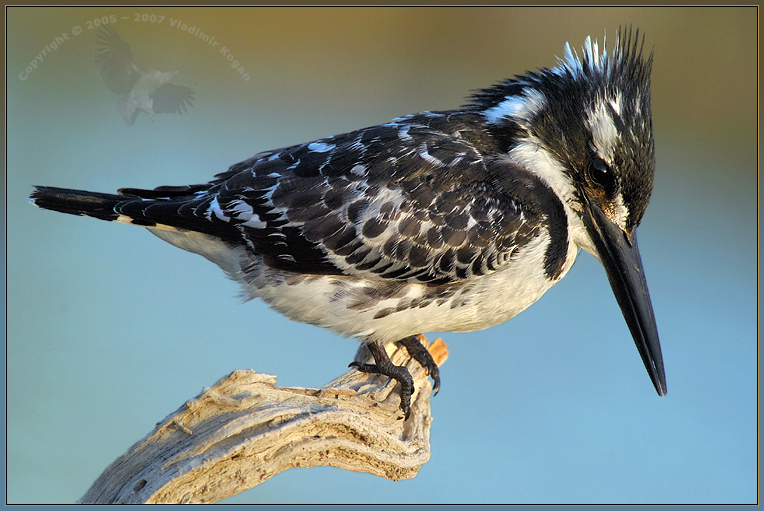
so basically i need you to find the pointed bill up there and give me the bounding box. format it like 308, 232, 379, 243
582, 198, 667, 395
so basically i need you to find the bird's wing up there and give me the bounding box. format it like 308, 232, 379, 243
95, 25, 146, 96
152, 83, 195, 115
117, 112, 566, 284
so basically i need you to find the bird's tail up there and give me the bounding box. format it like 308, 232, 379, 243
30, 186, 138, 223
117, 95, 138, 126
29, 185, 240, 242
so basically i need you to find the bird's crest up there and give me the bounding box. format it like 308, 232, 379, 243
554, 26, 653, 88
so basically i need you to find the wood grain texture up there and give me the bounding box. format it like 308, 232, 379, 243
78, 335, 448, 504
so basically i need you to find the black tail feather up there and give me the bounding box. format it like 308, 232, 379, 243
30, 186, 126, 222
117, 183, 210, 198
29, 185, 241, 242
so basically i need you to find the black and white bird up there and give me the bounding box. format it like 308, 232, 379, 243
95, 25, 194, 126
31, 27, 665, 418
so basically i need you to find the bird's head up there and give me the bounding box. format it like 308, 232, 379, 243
471, 27, 666, 396
152, 70, 179, 86
474, 27, 654, 237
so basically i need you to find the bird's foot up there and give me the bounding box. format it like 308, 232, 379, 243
349, 340, 414, 419
399, 335, 440, 395
349, 335, 439, 420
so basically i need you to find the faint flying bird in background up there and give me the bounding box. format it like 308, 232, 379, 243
95, 25, 195, 126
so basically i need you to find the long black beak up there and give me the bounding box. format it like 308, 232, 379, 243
581, 198, 667, 396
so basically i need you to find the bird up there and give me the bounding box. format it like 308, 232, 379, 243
95, 25, 195, 126
31, 27, 666, 419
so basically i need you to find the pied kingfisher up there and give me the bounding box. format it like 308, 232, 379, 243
31, 27, 666, 419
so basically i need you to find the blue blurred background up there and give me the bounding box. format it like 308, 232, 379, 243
7, 6, 757, 504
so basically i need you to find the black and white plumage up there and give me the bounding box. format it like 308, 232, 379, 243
95, 25, 194, 126
32, 27, 666, 418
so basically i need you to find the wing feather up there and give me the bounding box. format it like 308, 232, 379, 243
115, 111, 564, 283
200, 112, 558, 283
95, 25, 145, 96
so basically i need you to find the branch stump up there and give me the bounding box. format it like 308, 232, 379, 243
77, 335, 448, 504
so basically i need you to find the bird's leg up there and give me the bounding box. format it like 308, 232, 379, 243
349, 340, 414, 419
398, 335, 440, 395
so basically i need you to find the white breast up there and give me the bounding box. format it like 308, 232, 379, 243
147, 223, 579, 345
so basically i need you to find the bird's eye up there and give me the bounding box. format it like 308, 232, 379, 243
587, 158, 615, 192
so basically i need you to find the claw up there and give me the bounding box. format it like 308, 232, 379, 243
349, 335, 441, 419
399, 335, 440, 395
350, 341, 413, 419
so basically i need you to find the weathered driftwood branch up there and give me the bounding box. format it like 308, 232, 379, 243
77, 335, 448, 504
